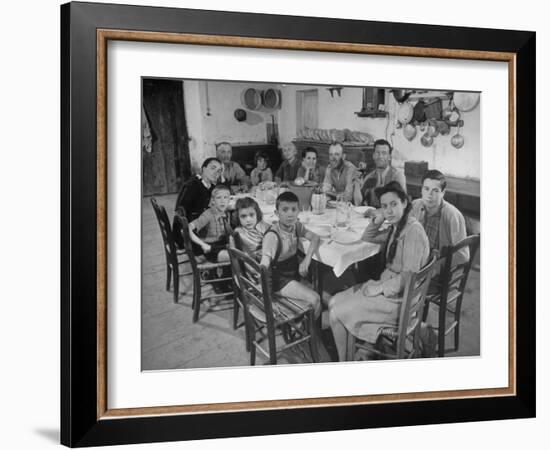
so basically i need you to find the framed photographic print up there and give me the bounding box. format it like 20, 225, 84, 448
61, 1, 535, 447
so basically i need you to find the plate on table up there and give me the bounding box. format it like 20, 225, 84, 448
331, 228, 361, 245
307, 224, 332, 238
327, 200, 337, 208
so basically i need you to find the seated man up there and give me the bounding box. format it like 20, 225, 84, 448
353, 139, 407, 207
322, 142, 357, 202
411, 169, 469, 270
173, 157, 222, 247
216, 141, 247, 187
295, 147, 324, 184
274, 143, 302, 182
175, 157, 222, 221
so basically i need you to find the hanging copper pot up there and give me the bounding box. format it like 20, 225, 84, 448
392, 89, 412, 103
403, 123, 417, 141
413, 100, 427, 123
451, 133, 465, 149
397, 101, 414, 124
234, 108, 247, 122
427, 119, 439, 137
454, 92, 480, 112
437, 120, 451, 136
451, 127, 465, 148
442, 99, 455, 120
421, 132, 433, 147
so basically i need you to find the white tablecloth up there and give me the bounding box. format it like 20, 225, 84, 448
299, 211, 380, 277
232, 194, 381, 277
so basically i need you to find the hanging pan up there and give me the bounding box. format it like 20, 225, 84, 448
453, 92, 480, 112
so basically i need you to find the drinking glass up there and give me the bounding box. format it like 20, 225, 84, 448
335, 195, 351, 229
300, 204, 312, 224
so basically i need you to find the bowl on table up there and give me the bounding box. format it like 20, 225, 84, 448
331, 228, 361, 245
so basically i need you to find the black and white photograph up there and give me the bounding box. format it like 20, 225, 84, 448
1, 0, 545, 446
142, 78, 481, 369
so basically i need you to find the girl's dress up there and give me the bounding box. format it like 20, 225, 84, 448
330, 215, 429, 343
234, 221, 270, 260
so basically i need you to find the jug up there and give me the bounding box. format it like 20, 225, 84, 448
311, 192, 327, 215
335, 194, 351, 228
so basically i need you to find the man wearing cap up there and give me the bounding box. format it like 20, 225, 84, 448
353, 139, 407, 207
216, 141, 247, 186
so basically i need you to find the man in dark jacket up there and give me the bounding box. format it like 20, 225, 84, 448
173, 157, 222, 247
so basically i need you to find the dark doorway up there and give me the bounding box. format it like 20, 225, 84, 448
142, 78, 191, 196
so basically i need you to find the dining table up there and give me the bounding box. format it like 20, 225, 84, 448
230, 191, 381, 278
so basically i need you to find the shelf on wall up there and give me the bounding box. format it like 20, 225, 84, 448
355, 110, 388, 118
406, 91, 453, 101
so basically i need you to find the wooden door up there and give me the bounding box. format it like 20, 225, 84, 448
142, 79, 191, 196
296, 89, 319, 134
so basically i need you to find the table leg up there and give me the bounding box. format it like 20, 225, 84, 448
312, 260, 324, 302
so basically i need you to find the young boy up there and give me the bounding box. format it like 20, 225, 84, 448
188, 184, 232, 263
411, 169, 469, 270
260, 191, 321, 318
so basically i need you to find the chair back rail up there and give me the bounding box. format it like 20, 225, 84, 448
430, 234, 480, 356
228, 244, 317, 365
151, 197, 179, 266
439, 235, 480, 297
395, 252, 438, 358
172, 210, 200, 273
228, 235, 243, 292
228, 246, 278, 343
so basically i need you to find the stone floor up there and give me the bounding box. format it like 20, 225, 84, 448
142, 193, 480, 370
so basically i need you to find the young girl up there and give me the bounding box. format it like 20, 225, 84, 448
250, 152, 273, 186
328, 181, 430, 361
233, 197, 270, 260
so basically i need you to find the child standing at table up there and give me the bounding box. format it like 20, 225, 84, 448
250, 152, 273, 186
233, 197, 270, 260
188, 184, 232, 262
260, 191, 321, 318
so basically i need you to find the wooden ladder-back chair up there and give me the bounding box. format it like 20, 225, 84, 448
227, 234, 254, 351
347, 252, 438, 360
172, 211, 235, 323
422, 234, 480, 357
228, 246, 319, 365
229, 233, 252, 331
150, 197, 191, 303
